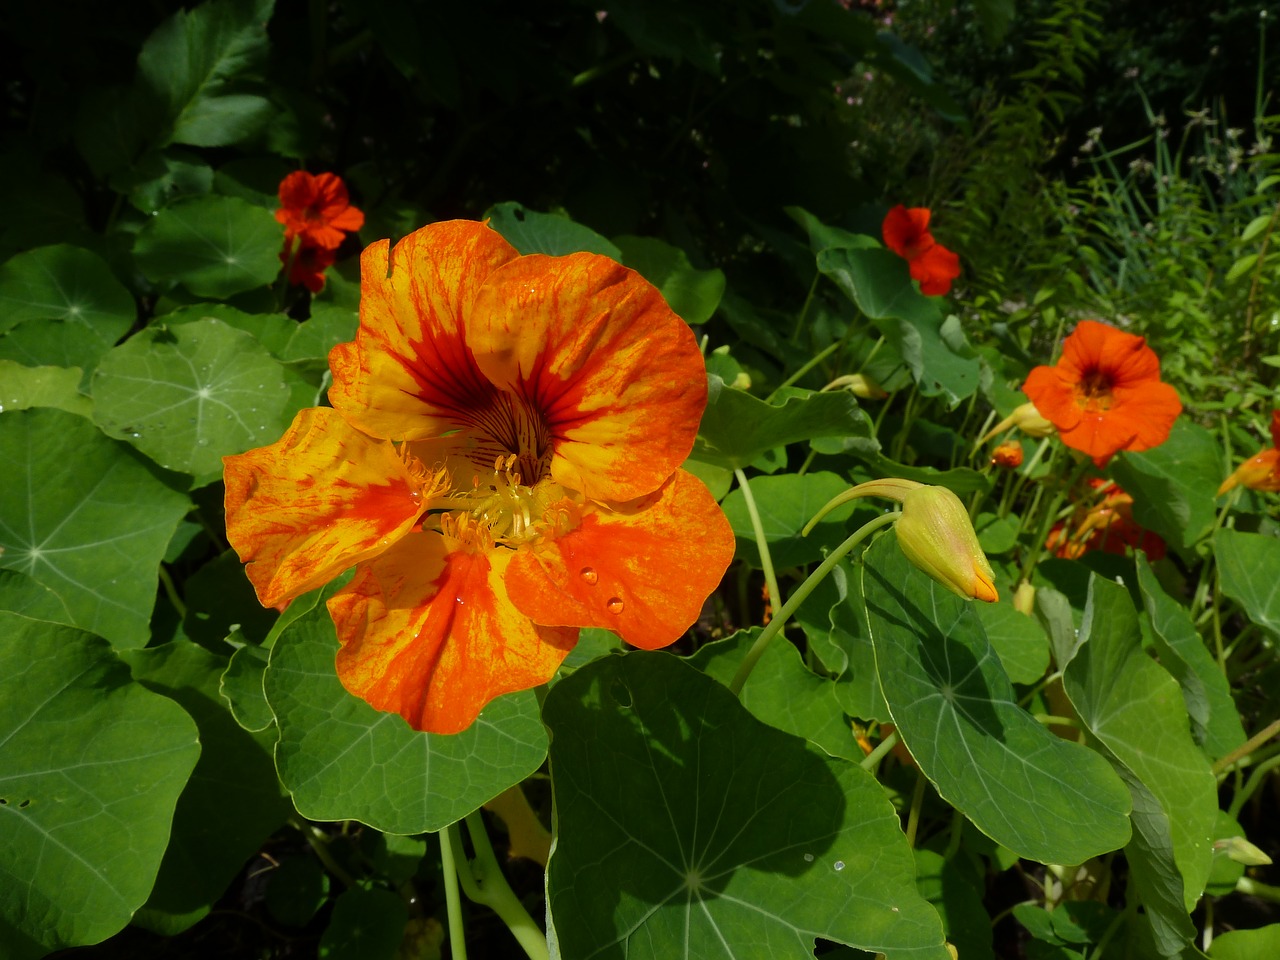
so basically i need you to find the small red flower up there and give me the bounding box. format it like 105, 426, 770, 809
882, 205, 961, 296
280, 243, 337, 294
1022, 320, 1181, 467
1218, 410, 1280, 495
275, 171, 365, 250
991, 441, 1024, 469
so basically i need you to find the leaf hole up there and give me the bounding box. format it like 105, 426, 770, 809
608, 678, 632, 708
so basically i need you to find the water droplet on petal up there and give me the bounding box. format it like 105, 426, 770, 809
834, 861, 845, 872
455, 596, 465, 605
606, 597, 624, 614
579, 567, 598, 585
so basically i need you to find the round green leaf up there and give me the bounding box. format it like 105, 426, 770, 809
0, 408, 192, 649
484, 201, 621, 258
134, 195, 283, 298
0, 244, 135, 340
862, 532, 1133, 865
0, 614, 200, 956
0, 361, 91, 417
265, 599, 549, 834
614, 234, 725, 324
91, 317, 294, 482
972, 598, 1050, 685
721, 471, 861, 569
544, 652, 951, 960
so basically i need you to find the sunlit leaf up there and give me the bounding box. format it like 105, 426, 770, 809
1062, 576, 1216, 957
265, 598, 548, 833
0, 245, 135, 341
0, 361, 91, 417
694, 376, 876, 470
973, 599, 1050, 685
0, 409, 191, 649
544, 651, 950, 959
484, 202, 620, 258
134, 195, 283, 298
1208, 924, 1280, 959
91, 317, 296, 484
1214, 528, 1280, 640
1109, 420, 1220, 550
862, 533, 1132, 864
720, 471, 861, 569
0, 614, 199, 957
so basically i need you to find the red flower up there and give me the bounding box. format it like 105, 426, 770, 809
1218, 410, 1280, 495
882, 205, 961, 296
275, 171, 365, 250
1046, 479, 1165, 561
991, 441, 1024, 469
280, 243, 337, 294
1022, 320, 1181, 467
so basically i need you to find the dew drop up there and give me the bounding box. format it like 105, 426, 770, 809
606, 597, 624, 614
455, 596, 465, 606
803, 853, 814, 863
579, 566, 598, 586
833, 860, 845, 872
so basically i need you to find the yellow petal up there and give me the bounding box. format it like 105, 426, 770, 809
223, 407, 434, 607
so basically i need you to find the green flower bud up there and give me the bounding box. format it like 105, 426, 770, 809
895, 485, 999, 602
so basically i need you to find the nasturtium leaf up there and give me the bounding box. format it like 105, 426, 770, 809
694, 375, 876, 470
691, 630, 864, 762
0, 361, 91, 417
861, 533, 1132, 864
183, 549, 279, 647
265, 599, 548, 833
720, 471, 860, 569
786, 205, 880, 253
0, 244, 135, 341
818, 246, 980, 406
1062, 577, 1216, 956
614, 234, 725, 324
1134, 556, 1244, 758
121, 149, 214, 215
1109, 420, 1220, 550
0, 569, 76, 626
161, 301, 298, 357
0, 614, 200, 956
124, 640, 290, 935
485, 202, 621, 259
808, 445, 992, 497
914, 849, 995, 960
318, 887, 408, 960
220, 640, 274, 733
1214, 528, 1280, 639
134, 195, 283, 298
136, 0, 276, 148
91, 317, 295, 483
1208, 924, 1280, 959
279, 303, 359, 362
544, 652, 950, 960
0, 409, 191, 648
973, 599, 1050, 685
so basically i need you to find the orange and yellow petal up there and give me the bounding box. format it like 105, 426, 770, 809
1060, 321, 1161, 387
329, 532, 577, 735
502, 469, 735, 649
328, 220, 520, 441
1218, 448, 1280, 495
467, 252, 707, 502
223, 407, 434, 607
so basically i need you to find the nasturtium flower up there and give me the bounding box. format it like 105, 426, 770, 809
224, 220, 736, 734
275, 171, 365, 250
1022, 320, 1181, 467
1046, 479, 1165, 561
1218, 410, 1280, 495
280, 243, 336, 294
881, 204, 961, 296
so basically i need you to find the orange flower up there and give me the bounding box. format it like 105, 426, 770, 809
275, 171, 365, 250
882, 204, 961, 296
991, 441, 1024, 469
1218, 410, 1280, 495
224, 221, 735, 734
1046, 479, 1165, 561
1022, 320, 1181, 467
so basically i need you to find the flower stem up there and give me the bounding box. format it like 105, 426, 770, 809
453, 813, 549, 960
767, 341, 840, 400
728, 511, 898, 696
439, 827, 469, 960
733, 468, 781, 630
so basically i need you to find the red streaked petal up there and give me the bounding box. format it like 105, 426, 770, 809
328, 220, 519, 441
504, 470, 734, 650
223, 407, 428, 607
468, 252, 707, 502
330, 533, 577, 734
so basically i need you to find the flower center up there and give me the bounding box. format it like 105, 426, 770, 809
464, 390, 553, 486
438, 455, 579, 551
1074, 369, 1114, 411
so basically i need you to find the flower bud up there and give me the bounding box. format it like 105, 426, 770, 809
895, 485, 999, 602
1013, 580, 1036, 616
825, 373, 889, 400
1217, 448, 1280, 496
1215, 835, 1273, 866
991, 441, 1024, 469
978, 402, 1056, 445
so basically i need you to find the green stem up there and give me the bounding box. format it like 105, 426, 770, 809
456, 813, 549, 960
904, 772, 928, 848
1235, 876, 1280, 903
439, 827, 469, 960
158, 566, 187, 619
288, 817, 357, 889
767, 341, 840, 401
728, 512, 898, 695
1212, 717, 1280, 776
1228, 752, 1280, 818
1018, 453, 1090, 583
789, 272, 822, 345
859, 730, 899, 771
733, 468, 781, 631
